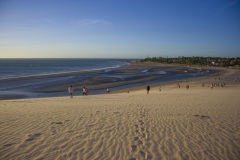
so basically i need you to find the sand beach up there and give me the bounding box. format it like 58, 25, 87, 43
1, 0, 240, 159
0, 60, 218, 100
0, 68, 240, 160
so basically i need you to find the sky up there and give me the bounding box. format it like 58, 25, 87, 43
0, 0, 240, 59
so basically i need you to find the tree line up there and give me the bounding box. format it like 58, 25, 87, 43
141, 56, 240, 68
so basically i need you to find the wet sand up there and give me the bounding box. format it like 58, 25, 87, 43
0, 62, 217, 100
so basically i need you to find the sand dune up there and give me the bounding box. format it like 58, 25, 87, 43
0, 69, 240, 160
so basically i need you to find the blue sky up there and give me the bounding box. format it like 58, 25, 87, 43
0, 0, 239, 58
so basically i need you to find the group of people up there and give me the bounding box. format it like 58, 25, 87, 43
211, 82, 225, 89
68, 86, 89, 98
146, 80, 228, 94
68, 86, 110, 98
68, 77, 227, 98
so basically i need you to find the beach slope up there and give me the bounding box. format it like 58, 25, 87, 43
0, 70, 240, 160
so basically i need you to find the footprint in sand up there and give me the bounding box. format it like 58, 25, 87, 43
135, 129, 139, 133
138, 140, 143, 145
142, 133, 146, 139
194, 115, 211, 119
96, 111, 101, 114
51, 122, 64, 125
25, 133, 42, 142
87, 124, 94, 128
131, 145, 137, 152
139, 150, 152, 159
145, 142, 151, 147
139, 150, 146, 158
55, 122, 63, 125
139, 120, 144, 126
50, 127, 57, 135
66, 130, 74, 133
147, 154, 153, 160
134, 137, 139, 141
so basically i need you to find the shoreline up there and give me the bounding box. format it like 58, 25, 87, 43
0, 67, 239, 159
117, 66, 240, 93
0, 62, 235, 100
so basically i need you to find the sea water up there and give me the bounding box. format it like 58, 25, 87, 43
0, 58, 129, 80
0, 58, 217, 99
0, 59, 130, 98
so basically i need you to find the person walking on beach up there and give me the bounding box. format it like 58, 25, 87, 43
211, 84, 213, 89
83, 87, 86, 96
68, 85, 74, 98
85, 87, 89, 95
177, 83, 180, 88
147, 85, 150, 94
106, 87, 110, 94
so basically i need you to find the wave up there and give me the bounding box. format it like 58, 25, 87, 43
141, 69, 149, 73
0, 63, 125, 81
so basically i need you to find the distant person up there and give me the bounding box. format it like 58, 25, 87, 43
211, 85, 213, 89
85, 87, 89, 95
159, 86, 161, 92
177, 83, 180, 88
186, 85, 189, 90
68, 85, 74, 98
83, 87, 86, 96
106, 87, 110, 94
147, 85, 150, 94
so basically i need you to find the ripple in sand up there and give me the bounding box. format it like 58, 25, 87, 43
3, 143, 15, 147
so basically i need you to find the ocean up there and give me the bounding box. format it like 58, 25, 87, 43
0, 58, 131, 99
0, 58, 217, 100
0, 59, 129, 80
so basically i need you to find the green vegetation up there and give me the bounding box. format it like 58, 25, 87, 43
141, 56, 240, 68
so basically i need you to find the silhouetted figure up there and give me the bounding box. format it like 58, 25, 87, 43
177, 83, 180, 88
83, 87, 86, 96
68, 85, 74, 98
85, 87, 89, 95
147, 85, 150, 94
106, 87, 110, 94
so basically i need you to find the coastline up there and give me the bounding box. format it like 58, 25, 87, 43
112, 64, 237, 94
0, 67, 239, 159
0, 61, 232, 100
